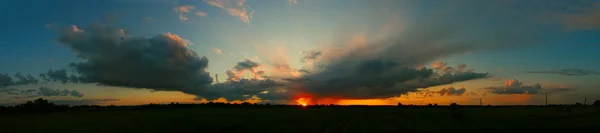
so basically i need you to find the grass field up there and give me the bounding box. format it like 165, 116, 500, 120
1, 106, 599, 133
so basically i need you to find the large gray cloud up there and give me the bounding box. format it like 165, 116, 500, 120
50, 23, 213, 92
484, 79, 576, 95
291, 59, 488, 99
526, 69, 599, 76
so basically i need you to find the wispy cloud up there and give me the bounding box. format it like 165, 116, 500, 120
288, 0, 298, 5
204, 0, 253, 24
196, 11, 208, 16
526, 68, 599, 76
174, 5, 207, 21
557, 1, 600, 30
175, 5, 194, 21
212, 48, 223, 55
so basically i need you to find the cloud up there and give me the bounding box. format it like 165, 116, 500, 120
433, 87, 466, 96
174, 5, 207, 21
288, 0, 298, 5
289, 59, 488, 99
484, 79, 576, 95
226, 59, 264, 81
300, 50, 322, 63
205, 0, 253, 24
526, 68, 599, 76
195, 11, 208, 17
1, 87, 84, 98
50, 98, 119, 105
0, 72, 39, 87
39, 68, 72, 83
212, 48, 223, 55
556, 1, 600, 30
0, 73, 12, 87
175, 5, 195, 21
49, 23, 213, 93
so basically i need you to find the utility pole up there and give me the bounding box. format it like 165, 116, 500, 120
545, 92, 548, 106
584, 97, 587, 105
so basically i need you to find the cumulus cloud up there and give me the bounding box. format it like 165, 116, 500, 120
49, 23, 213, 93
526, 68, 599, 76
205, 0, 254, 24
226, 59, 264, 81
484, 79, 576, 95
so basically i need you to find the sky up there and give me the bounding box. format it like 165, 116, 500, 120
1, 0, 600, 106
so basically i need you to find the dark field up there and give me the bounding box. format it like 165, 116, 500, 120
1, 106, 599, 133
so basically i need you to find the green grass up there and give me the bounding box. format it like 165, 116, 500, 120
1, 107, 599, 133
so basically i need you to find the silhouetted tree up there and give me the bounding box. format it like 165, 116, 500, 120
593, 100, 600, 106
397, 102, 402, 107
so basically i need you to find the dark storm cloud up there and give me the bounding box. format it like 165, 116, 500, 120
50, 23, 213, 92
484, 79, 576, 95
39, 69, 71, 83
274, 1, 567, 99
292, 59, 489, 99
526, 69, 599, 76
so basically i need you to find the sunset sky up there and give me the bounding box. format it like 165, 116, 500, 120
1, 0, 599, 106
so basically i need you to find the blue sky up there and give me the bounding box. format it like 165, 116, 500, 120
1, 0, 599, 105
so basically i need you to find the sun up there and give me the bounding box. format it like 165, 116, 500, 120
296, 97, 310, 106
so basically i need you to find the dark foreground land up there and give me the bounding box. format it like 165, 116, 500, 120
1, 104, 599, 133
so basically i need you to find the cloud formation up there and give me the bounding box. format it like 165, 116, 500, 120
226, 59, 264, 82
1, 72, 40, 87
0, 87, 84, 98
175, 5, 207, 21
484, 79, 576, 95
205, 0, 253, 24
288, 0, 298, 5
556, 1, 600, 30
51, 98, 119, 105
50, 23, 213, 92
433, 87, 466, 96
526, 68, 599, 76
212, 48, 223, 55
